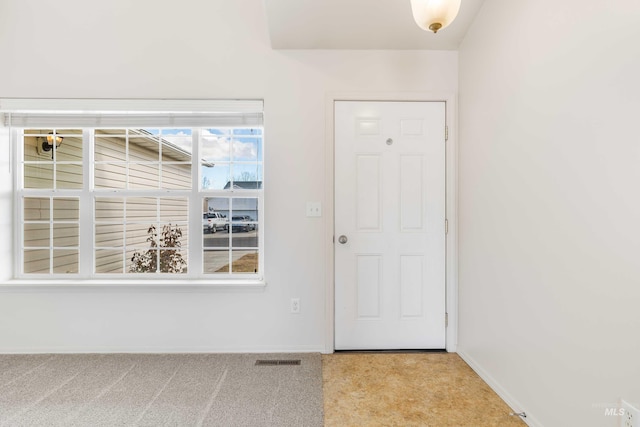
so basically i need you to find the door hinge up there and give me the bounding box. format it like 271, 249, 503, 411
445, 219, 449, 235
445, 313, 449, 328
445, 125, 449, 141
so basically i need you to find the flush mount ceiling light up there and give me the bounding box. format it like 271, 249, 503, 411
410, 0, 461, 33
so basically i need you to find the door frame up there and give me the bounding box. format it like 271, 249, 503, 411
324, 92, 458, 353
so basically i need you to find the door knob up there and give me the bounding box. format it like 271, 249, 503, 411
338, 235, 348, 244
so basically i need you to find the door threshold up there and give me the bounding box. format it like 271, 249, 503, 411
334, 349, 447, 354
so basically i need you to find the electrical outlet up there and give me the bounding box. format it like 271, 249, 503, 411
291, 298, 300, 313
622, 400, 640, 427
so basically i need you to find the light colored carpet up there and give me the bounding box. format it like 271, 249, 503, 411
0, 353, 323, 427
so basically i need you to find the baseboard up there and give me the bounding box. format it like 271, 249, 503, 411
0, 344, 325, 354
456, 348, 543, 427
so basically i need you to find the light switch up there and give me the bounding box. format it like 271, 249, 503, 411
306, 202, 322, 217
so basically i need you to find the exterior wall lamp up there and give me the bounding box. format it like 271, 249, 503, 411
410, 0, 461, 33
39, 132, 64, 158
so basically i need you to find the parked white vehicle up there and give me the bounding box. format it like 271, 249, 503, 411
203, 212, 228, 233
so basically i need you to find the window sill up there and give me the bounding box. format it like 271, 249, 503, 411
0, 279, 267, 291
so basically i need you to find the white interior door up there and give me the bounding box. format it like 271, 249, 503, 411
334, 101, 446, 350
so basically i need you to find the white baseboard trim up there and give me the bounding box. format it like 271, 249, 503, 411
456, 348, 543, 427
0, 345, 325, 354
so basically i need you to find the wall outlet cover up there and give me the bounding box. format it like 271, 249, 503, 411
622, 400, 640, 427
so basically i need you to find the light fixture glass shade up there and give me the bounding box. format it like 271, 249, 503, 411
410, 0, 461, 33
46, 134, 63, 145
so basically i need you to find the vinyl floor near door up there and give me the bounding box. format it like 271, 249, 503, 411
322, 352, 526, 427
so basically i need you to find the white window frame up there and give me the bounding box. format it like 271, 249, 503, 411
4, 99, 265, 286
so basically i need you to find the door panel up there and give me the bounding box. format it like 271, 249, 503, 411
335, 101, 446, 350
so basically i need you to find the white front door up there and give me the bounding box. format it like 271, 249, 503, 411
334, 101, 446, 350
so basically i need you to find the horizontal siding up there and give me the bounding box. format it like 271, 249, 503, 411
94, 136, 126, 161
55, 164, 83, 189
24, 164, 53, 189
52, 250, 78, 274
24, 223, 49, 247
23, 249, 49, 274
52, 224, 79, 247
52, 198, 80, 220
161, 163, 191, 189
22, 130, 192, 275
95, 164, 127, 189
23, 133, 83, 162
56, 136, 83, 162
23, 198, 80, 269
160, 198, 189, 222
95, 250, 124, 274
24, 133, 83, 189
95, 163, 190, 189
95, 224, 124, 247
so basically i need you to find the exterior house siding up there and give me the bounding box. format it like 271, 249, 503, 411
22, 130, 191, 275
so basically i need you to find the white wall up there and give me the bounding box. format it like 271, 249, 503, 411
0, 0, 458, 352
458, 1, 640, 426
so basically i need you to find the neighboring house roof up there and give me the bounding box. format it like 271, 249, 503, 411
224, 181, 262, 189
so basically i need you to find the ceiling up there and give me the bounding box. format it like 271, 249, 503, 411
264, 0, 486, 50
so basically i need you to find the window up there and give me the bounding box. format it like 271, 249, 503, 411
8, 99, 264, 282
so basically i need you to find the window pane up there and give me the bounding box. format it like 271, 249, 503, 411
95, 224, 124, 248
231, 250, 259, 273
160, 198, 188, 222
24, 163, 53, 188
161, 129, 192, 162
202, 131, 230, 162
231, 228, 258, 249
95, 250, 124, 273
24, 249, 49, 274
53, 224, 79, 247
207, 197, 230, 216
233, 128, 263, 136
95, 163, 127, 189
204, 250, 230, 273
56, 163, 83, 189
232, 163, 263, 189
126, 223, 154, 248
204, 229, 229, 248
95, 198, 124, 221
201, 164, 230, 190
53, 250, 78, 274
53, 198, 79, 220
159, 223, 188, 252
24, 197, 50, 221
95, 136, 126, 161
162, 163, 191, 189
159, 249, 188, 273
24, 223, 50, 247
128, 248, 157, 273
129, 163, 159, 189
232, 198, 258, 221
56, 133, 82, 162
95, 129, 127, 136
129, 136, 160, 161
232, 137, 261, 162
24, 133, 52, 162
126, 198, 157, 222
